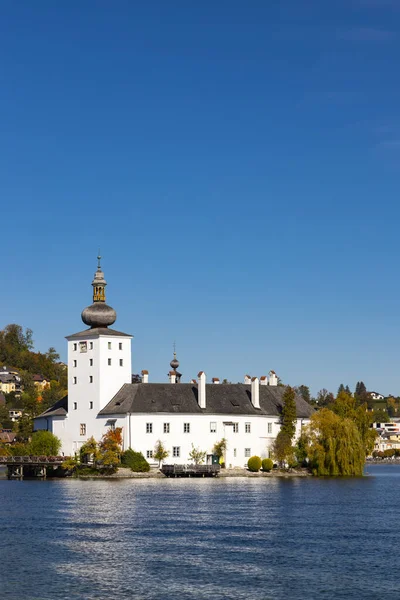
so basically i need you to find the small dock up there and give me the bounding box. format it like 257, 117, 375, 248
0, 456, 67, 479
161, 464, 220, 478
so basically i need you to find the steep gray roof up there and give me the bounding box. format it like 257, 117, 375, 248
99, 384, 314, 418
66, 327, 132, 340
35, 395, 68, 418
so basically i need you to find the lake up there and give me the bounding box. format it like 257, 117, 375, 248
0, 464, 399, 599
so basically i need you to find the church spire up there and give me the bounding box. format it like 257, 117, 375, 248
81, 255, 116, 328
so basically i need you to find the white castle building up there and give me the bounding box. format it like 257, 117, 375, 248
35, 259, 313, 466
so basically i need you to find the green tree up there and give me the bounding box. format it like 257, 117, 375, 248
281, 386, 297, 441
188, 444, 206, 465
154, 440, 169, 467
304, 409, 366, 476
297, 385, 311, 404
0, 404, 13, 429
316, 389, 335, 407
372, 408, 389, 423
29, 430, 61, 456
212, 438, 227, 460
272, 431, 293, 467
337, 383, 345, 395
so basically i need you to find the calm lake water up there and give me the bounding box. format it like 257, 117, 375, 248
0, 464, 399, 599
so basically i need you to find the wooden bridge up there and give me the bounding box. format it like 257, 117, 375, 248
161, 464, 220, 478
0, 456, 68, 479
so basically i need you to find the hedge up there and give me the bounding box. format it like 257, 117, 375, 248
247, 455, 262, 472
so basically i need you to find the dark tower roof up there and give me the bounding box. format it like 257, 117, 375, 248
81, 255, 117, 328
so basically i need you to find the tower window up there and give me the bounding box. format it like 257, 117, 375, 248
89, 342, 93, 350
89, 358, 93, 366
146, 423, 153, 434
73, 343, 77, 351
108, 358, 112, 366
80, 424, 86, 436
89, 376, 93, 383
119, 343, 123, 350
73, 360, 77, 368
73, 377, 77, 385
73, 402, 77, 410
108, 342, 112, 350
119, 359, 123, 367
89, 401, 93, 409
183, 423, 190, 433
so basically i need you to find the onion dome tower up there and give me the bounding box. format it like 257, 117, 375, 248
81, 255, 117, 328
169, 345, 182, 383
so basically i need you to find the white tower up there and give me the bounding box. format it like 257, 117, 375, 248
65, 256, 132, 454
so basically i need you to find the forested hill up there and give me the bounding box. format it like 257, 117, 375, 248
0, 324, 66, 384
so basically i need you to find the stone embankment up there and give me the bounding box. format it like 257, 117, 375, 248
78, 466, 311, 479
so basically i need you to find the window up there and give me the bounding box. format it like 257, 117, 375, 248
163, 423, 170, 434
73, 360, 77, 368
73, 402, 77, 410
183, 423, 190, 433
89, 358, 93, 366
119, 359, 123, 367
210, 422, 217, 433
233, 423, 239, 433
268, 422, 272, 434
146, 423, 153, 434
233, 448, 237, 457
73, 343, 77, 351
173, 446, 180, 458
80, 424, 86, 436
109, 422, 116, 431
268, 449, 272, 458
89, 401, 93, 409
73, 377, 77, 385
245, 448, 251, 458
147, 450, 153, 459
245, 422, 251, 433
108, 342, 112, 350
119, 343, 123, 350
108, 358, 112, 366
79, 341, 87, 353
89, 376, 93, 383
89, 342, 93, 350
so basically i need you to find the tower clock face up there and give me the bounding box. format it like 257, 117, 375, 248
79, 341, 88, 353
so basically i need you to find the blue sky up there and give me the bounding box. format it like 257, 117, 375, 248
1, 1, 399, 396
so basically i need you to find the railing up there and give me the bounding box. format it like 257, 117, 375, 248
161, 464, 220, 477
0, 456, 68, 465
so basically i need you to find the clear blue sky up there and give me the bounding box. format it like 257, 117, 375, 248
1, 1, 399, 396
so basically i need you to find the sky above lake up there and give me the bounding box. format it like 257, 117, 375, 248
1, 0, 399, 396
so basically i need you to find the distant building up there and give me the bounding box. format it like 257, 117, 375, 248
369, 391, 384, 401
33, 374, 50, 390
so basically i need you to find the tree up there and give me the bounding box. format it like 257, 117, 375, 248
272, 431, 293, 467
297, 385, 311, 404
188, 444, 206, 465
331, 391, 376, 456
304, 409, 366, 476
212, 438, 227, 459
387, 397, 396, 418
281, 386, 297, 441
154, 440, 169, 467
337, 384, 345, 395
98, 427, 123, 471
29, 430, 61, 456
372, 408, 389, 423
316, 389, 335, 407
0, 404, 13, 429
345, 385, 351, 395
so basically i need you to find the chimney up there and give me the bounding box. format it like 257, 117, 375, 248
244, 374, 251, 385
212, 377, 220, 384
169, 371, 176, 384
141, 370, 149, 384
251, 376, 260, 409
260, 375, 268, 386
198, 371, 206, 409
269, 370, 278, 386
191, 379, 197, 385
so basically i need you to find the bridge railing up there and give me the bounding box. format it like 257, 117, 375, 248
0, 456, 69, 464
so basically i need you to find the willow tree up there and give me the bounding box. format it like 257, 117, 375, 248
305, 409, 366, 476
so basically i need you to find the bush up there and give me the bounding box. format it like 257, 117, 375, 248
262, 458, 273, 472
29, 431, 61, 456
121, 448, 150, 472
384, 449, 395, 458
247, 455, 262, 472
